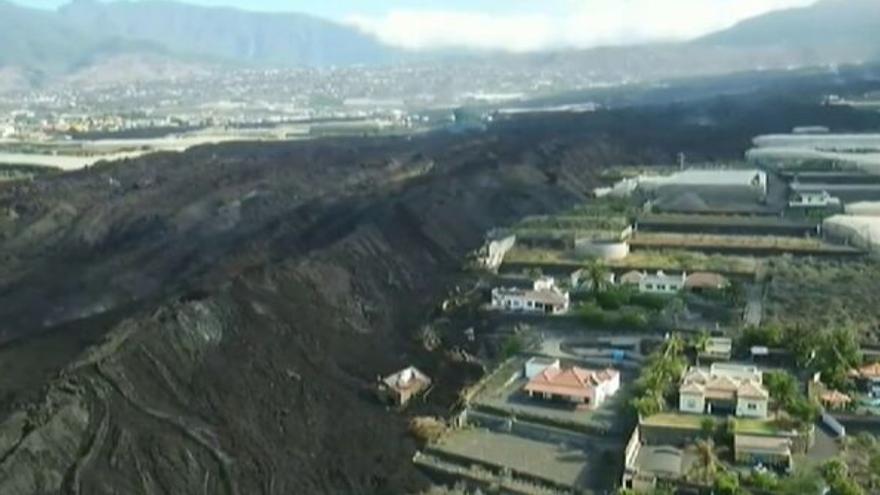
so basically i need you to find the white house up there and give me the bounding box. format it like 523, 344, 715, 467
789, 190, 841, 208
679, 363, 769, 419
491, 277, 570, 315
621, 271, 686, 294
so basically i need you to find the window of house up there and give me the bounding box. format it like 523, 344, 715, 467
687, 400, 696, 408
645, 284, 654, 289
747, 403, 757, 410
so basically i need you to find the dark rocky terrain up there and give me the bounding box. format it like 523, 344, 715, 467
1, 82, 880, 494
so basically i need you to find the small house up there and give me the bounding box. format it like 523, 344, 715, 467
819, 389, 852, 411
491, 277, 570, 315
619, 270, 686, 294
849, 362, 880, 399
685, 272, 730, 293
377, 366, 432, 407
734, 434, 793, 470
699, 337, 733, 362
524, 366, 620, 410
789, 190, 841, 208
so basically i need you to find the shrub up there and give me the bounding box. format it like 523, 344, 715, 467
618, 310, 649, 330
579, 303, 607, 326
630, 292, 670, 311
596, 289, 630, 310
501, 334, 523, 358
700, 417, 716, 439
713, 472, 742, 495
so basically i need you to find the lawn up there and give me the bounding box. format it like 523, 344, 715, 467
640, 412, 703, 429
642, 413, 789, 436
734, 418, 789, 436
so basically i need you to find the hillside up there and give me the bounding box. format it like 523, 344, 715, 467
57, 0, 398, 67
699, 0, 880, 55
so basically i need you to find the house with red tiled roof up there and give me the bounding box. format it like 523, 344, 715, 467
524, 365, 620, 410
849, 362, 880, 399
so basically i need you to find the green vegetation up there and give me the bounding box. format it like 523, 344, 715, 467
503, 247, 760, 276
0, 163, 58, 182
741, 323, 862, 391
631, 335, 686, 417
764, 370, 819, 425
766, 259, 880, 342
501, 334, 524, 358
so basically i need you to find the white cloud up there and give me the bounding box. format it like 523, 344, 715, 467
346, 0, 818, 52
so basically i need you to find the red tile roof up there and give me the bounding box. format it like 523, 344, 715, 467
524, 366, 618, 399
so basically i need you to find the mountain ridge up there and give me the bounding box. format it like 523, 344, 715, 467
0, 0, 879, 92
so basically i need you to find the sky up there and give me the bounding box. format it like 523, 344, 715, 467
18, 0, 819, 52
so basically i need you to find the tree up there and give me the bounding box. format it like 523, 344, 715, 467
501, 334, 523, 358
788, 397, 820, 425
784, 324, 822, 368
692, 330, 711, 360
690, 439, 718, 485
714, 471, 743, 495
700, 416, 716, 439
585, 260, 610, 293
765, 371, 799, 415
817, 326, 862, 389
777, 469, 824, 495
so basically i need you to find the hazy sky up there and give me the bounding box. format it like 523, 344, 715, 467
20, 0, 819, 51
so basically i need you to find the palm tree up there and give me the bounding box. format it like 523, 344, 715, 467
692, 330, 711, 365
665, 333, 686, 358
585, 260, 609, 293
690, 438, 719, 485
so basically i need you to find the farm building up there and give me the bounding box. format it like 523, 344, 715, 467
377, 366, 432, 407
845, 201, 880, 216
637, 168, 768, 214
524, 365, 620, 410
574, 236, 631, 260
634, 214, 819, 237
823, 215, 880, 253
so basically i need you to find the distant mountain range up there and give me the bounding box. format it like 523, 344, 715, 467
0, 0, 879, 92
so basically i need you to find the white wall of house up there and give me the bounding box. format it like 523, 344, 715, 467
736, 397, 769, 419
679, 392, 705, 414
524, 358, 560, 379
491, 289, 569, 314
638, 272, 685, 294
